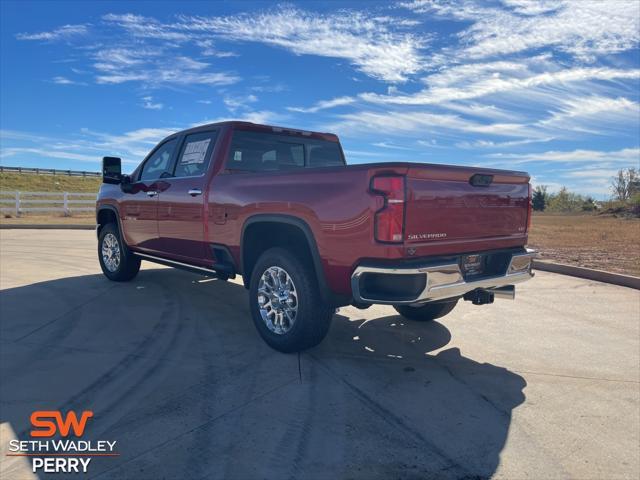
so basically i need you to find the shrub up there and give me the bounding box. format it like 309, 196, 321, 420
532, 185, 548, 211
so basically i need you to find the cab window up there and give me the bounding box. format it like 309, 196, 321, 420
139, 139, 178, 181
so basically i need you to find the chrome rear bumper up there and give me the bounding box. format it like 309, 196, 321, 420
351, 249, 536, 305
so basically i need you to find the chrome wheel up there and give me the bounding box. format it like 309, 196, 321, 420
101, 232, 121, 273
257, 266, 298, 335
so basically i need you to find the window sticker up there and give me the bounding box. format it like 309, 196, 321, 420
233, 151, 242, 161
181, 139, 211, 165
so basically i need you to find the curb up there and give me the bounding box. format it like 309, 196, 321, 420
0, 224, 96, 230
533, 260, 640, 290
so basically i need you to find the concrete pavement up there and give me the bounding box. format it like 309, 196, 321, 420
0, 229, 638, 479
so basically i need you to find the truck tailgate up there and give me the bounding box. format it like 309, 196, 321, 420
404, 165, 530, 245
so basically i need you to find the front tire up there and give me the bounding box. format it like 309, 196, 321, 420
98, 223, 140, 281
394, 300, 458, 322
249, 247, 333, 353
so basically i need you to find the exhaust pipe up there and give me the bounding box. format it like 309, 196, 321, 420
489, 285, 515, 300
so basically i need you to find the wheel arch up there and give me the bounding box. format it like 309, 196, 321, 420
240, 214, 348, 307
96, 205, 122, 237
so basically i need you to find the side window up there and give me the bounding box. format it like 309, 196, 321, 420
227, 131, 304, 172
174, 131, 218, 178
139, 139, 178, 181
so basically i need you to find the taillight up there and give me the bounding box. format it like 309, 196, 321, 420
526, 183, 532, 232
371, 175, 405, 243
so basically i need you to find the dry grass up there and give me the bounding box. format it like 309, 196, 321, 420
528, 213, 640, 277
0, 172, 101, 193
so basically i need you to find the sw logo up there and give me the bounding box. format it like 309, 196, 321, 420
30, 410, 94, 437
6, 410, 118, 474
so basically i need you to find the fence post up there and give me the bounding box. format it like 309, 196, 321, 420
15, 191, 20, 217
63, 192, 70, 216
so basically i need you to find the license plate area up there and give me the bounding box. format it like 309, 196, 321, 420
461, 254, 485, 276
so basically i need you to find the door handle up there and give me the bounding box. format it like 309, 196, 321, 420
146, 191, 158, 197
188, 189, 202, 197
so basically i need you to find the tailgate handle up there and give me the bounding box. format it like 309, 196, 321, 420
469, 174, 493, 187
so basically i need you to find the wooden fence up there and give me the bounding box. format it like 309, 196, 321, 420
0, 166, 101, 177
0, 191, 96, 216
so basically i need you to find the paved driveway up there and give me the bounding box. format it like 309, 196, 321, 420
1, 230, 638, 479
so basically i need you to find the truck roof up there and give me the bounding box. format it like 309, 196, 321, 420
175, 121, 340, 143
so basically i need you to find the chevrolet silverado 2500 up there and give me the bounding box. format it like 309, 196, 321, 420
97, 121, 536, 352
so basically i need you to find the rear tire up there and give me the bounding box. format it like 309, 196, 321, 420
394, 300, 458, 322
98, 223, 141, 282
249, 247, 333, 353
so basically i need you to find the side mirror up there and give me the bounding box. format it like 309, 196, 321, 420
102, 156, 122, 184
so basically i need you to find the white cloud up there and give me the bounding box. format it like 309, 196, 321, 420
223, 94, 258, 112
92, 48, 239, 86
538, 96, 640, 134
178, 7, 426, 82
456, 137, 554, 149
16, 24, 88, 41
360, 66, 640, 106
140, 96, 164, 110
485, 147, 640, 164
501, 0, 561, 16
194, 39, 238, 58
565, 168, 624, 179
79, 127, 178, 161
287, 96, 355, 113
437, 102, 522, 122
0, 147, 98, 163
466, 1, 640, 61
328, 110, 540, 138
372, 142, 414, 150
102, 13, 190, 41
402, 0, 640, 61
51, 76, 86, 85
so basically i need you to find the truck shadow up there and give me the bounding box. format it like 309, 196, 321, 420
0, 268, 526, 479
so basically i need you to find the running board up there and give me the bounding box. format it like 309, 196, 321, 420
133, 252, 235, 279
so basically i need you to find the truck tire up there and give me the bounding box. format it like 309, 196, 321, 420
393, 300, 458, 322
249, 247, 334, 353
98, 223, 141, 282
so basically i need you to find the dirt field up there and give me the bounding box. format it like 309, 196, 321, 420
529, 213, 640, 276
0, 214, 94, 225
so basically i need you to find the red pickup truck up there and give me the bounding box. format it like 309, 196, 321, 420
97, 121, 535, 352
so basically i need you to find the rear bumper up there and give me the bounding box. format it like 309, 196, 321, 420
351, 248, 536, 305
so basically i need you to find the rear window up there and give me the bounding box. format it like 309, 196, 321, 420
226, 130, 344, 172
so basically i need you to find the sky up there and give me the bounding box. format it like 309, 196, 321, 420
1, 0, 639, 198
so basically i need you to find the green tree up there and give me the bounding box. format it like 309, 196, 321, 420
532, 185, 548, 211
547, 187, 586, 212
